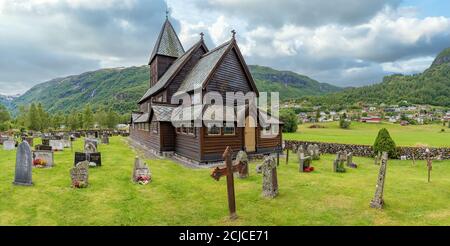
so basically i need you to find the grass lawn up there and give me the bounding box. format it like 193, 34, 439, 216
284, 122, 450, 147
1, 136, 450, 225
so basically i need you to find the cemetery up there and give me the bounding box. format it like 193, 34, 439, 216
0, 135, 450, 225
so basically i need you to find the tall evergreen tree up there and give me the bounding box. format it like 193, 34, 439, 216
0, 104, 11, 131
83, 105, 94, 129
27, 103, 40, 131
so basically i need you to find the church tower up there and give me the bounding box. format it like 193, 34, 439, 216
148, 15, 185, 87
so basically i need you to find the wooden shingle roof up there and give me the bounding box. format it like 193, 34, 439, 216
139, 40, 207, 103
149, 19, 185, 64
174, 41, 233, 96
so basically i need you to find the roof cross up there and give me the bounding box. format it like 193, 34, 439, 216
231, 30, 236, 38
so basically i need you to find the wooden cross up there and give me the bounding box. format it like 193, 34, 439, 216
210, 146, 246, 220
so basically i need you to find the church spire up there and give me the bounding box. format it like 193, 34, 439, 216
149, 16, 185, 65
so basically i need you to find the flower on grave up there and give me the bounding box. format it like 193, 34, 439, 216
303, 166, 315, 172
33, 158, 47, 168
136, 175, 151, 185
72, 180, 88, 188
88, 162, 97, 167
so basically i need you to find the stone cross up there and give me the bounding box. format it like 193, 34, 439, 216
13, 141, 33, 186
261, 155, 278, 198
370, 152, 388, 209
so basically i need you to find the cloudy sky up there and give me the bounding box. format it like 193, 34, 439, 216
1, 0, 449, 95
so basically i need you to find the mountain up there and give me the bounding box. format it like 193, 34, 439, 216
309, 48, 450, 107
249, 65, 341, 99
431, 48, 450, 67
0, 94, 19, 110
7, 65, 341, 114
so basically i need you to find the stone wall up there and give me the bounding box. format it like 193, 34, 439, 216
284, 140, 450, 160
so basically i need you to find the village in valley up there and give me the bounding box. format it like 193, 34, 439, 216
0, 1, 450, 229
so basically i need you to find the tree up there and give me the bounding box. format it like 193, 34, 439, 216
373, 128, 397, 158
27, 103, 40, 131
279, 108, 298, 133
83, 105, 94, 129
339, 113, 351, 129
37, 103, 49, 130
0, 105, 11, 131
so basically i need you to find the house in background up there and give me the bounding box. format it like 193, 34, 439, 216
361, 116, 382, 123
130, 17, 282, 164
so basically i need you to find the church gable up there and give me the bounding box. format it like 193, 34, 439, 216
205, 47, 256, 97
167, 44, 208, 102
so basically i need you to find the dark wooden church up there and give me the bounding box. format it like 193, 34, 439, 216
130, 17, 282, 164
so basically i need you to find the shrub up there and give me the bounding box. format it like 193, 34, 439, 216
373, 128, 397, 158
279, 108, 298, 133
339, 118, 351, 129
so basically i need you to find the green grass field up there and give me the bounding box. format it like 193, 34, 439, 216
284, 122, 450, 147
1, 136, 449, 225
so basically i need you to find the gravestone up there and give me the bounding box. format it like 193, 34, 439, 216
261, 155, 278, 198
35, 144, 53, 151
3, 140, 15, 150
235, 150, 249, 178
312, 144, 321, 160
41, 138, 50, 146
374, 152, 382, 165
370, 152, 388, 209
400, 155, 407, 160
307, 145, 315, 159
62, 139, 71, 148
346, 152, 357, 168
23, 137, 34, 147
291, 144, 298, 154
32, 150, 54, 168
84, 138, 98, 149
84, 142, 97, 153
132, 157, 151, 184
333, 151, 346, 173
13, 141, 33, 186
49, 140, 64, 151
70, 161, 89, 188
74, 152, 102, 167
255, 164, 263, 174
298, 153, 312, 172
101, 134, 110, 144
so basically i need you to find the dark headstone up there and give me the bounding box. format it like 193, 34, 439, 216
74, 152, 102, 167
35, 145, 53, 151
13, 141, 33, 186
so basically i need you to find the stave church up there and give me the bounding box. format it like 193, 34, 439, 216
130, 15, 282, 164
